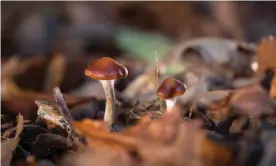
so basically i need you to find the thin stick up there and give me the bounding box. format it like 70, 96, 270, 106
53, 87, 73, 123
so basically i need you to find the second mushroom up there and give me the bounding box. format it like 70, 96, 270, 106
156, 77, 186, 111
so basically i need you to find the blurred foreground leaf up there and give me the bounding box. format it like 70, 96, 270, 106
71, 106, 235, 166
1, 114, 23, 166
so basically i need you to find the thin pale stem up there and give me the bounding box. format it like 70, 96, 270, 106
100, 80, 116, 125
53, 87, 73, 123
165, 98, 176, 112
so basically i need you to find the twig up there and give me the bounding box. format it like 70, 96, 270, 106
53, 87, 73, 123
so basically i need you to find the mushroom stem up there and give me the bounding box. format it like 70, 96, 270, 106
165, 98, 176, 112
100, 80, 116, 125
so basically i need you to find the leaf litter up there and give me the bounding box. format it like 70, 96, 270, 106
1, 33, 276, 166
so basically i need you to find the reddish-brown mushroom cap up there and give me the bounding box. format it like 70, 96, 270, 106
85, 57, 128, 80
156, 78, 186, 99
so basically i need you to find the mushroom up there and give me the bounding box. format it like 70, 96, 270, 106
156, 77, 186, 111
85, 57, 128, 125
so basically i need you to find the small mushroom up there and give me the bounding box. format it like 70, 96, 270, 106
156, 77, 186, 111
85, 57, 128, 125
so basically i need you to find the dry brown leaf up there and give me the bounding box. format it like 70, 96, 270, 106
1, 114, 24, 166
195, 90, 233, 123
35, 100, 71, 130
61, 148, 135, 166
197, 90, 233, 110
35, 100, 84, 148
1, 56, 22, 78
230, 84, 274, 118
257, 36, 276, 75
270, 75, 276, 98
168, 38, 255, 76
73, 119, 138, 153
1, 79, 26, 101
72, 106, 235, 166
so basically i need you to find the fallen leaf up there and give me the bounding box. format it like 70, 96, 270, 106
197, 90, 233, 110
72, 106, 235, 166
61, 148, 134, 166
168, 37, 256, 77
35, 100, 71, 131
257, 36, 276, 75
269, 75, 276, 98
196, 90, 233, 123
1, 114, 24, 166
230, 84, 274, 118
35, 98, 83, 148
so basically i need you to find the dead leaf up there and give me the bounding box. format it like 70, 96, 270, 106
1, 56, 24, 79
230, 84, 274, 118
1, 114, 24, 166
72, 106, 235, 166
61, 148, 135, 166
35, 99, 83, 148
229, 118, 249, 135
257, 36, 276, 75
196, 90, 233, 123
168, 37, 256, 76
1, 79, 26, 101
269, 75, 276, 98
35, 100, 71, 131
197, 90, 233, 110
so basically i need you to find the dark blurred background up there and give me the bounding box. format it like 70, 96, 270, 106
2, 1, 276, 58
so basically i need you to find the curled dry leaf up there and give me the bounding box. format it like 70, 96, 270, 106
61, 148, 134, 166
229, 117, 250, 135
167, 37, 256, 76
72, 106, 235, 166
229, 84, 274, 118
1, 56, 27, 79
1, 79, 27, 101
35, 99, 83, 148
35, 100, 71, 131
196, 90, 233, 123
1, 114, 24, 166
270, 75, 276, 98
197, 90, 233, 110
